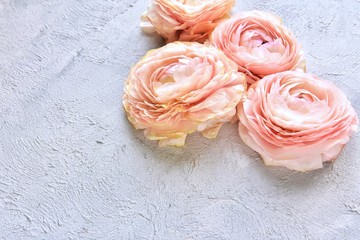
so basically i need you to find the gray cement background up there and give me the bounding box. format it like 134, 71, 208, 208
1, 0, 360, 239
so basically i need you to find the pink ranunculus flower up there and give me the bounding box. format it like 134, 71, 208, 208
123, 42, 246, 147
210, 11, 306, 84
141, 0, 235, 43
237, 71, 358, 171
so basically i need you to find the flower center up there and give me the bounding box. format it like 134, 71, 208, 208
154, 57, 213, 102
240, 29, 272, 48
240, 29, 286, 60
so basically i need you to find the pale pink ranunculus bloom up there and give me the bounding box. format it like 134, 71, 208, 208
141, 0, 235, 43
237, 71, 358, 171
210, 11, 306, 84
123, 42, 246, 147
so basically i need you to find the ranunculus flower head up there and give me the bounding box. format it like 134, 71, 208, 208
237, 71, 358, 171
123, 42, 246, 147
211, 11, 306, 84
141, 0, 235, 43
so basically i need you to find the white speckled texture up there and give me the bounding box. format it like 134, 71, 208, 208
0, 0, 359, 239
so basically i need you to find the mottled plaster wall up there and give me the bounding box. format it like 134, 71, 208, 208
0, 0, 359, 239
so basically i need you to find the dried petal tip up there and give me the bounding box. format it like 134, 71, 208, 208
140, 12, 156, 34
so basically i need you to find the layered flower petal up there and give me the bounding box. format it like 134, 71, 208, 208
210, 11, 306, 84
237, 71, 358, 171
141, 0, 235, 43
123, 42, 246, 146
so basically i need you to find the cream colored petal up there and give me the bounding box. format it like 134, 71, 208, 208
140, 11, 156, 34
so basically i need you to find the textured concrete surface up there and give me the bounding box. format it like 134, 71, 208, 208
0, 0, 359, 239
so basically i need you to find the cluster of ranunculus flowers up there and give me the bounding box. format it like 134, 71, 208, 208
123, 0, 358, 171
